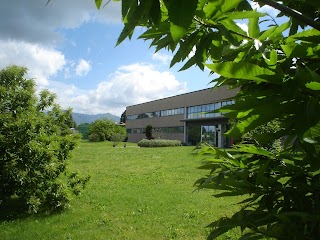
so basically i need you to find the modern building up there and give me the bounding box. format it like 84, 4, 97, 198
126, 85, 238, 147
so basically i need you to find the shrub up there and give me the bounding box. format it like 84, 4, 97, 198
145, 125, 153, 139
87, 119, 126, 142
111, 133, 126, 146
0, 65, 89, 213
138, 139, 181, 147
88, 133, 102, 142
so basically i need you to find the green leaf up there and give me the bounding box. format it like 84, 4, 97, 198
281, 44, 316, 58
169, 24, 186, 44
303, 121, 320, 144
206, 62, 279, 83
217, 24, 239, 46
117, 25, 134, 45
170, 30, 201, 67
236, 145, 273, 158
220, 0, 241, 13
248, 15, 259, 38
265, 49, 277, 70
219, 11, 265, 20
95, 0, 103, 9
219, 19, 247, 42
150, 0, 161, 24
287, 28, 320, 43
139, 22, 171, 39
204, 0, 223, 19
259, 26, 277, 41
166, 0, 198, 43
266, 21, 290, 40
204, 0, 242, 18
122, 0, 136, 21
306, 82, 320, 90
179, 55, 197, 71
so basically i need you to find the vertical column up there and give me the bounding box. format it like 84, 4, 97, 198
183, 107, 187, 143
217, 124, 222, 148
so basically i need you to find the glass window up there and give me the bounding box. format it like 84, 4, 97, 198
221, 101, 228, 107
204, 104, 210, 112
209, 104, 214, 111
214, 102, 221, 110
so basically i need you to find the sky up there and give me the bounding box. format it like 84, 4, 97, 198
0, 0, 279, 117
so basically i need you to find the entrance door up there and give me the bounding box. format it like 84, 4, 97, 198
201, 125, 216, 146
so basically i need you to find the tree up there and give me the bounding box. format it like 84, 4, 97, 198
0, 65, 89, 214
145, 124, 153, 140
87, 118, 126, 142
95, 0, 320, 239
87, 119, 114, 141
64, 109, 77, 129
120, 110, 126, 124
77, 123, 90, 139
111, 125, 127, 146
112, 124, 127, 143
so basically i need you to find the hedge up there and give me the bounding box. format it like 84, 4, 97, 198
137, 139, 181, 147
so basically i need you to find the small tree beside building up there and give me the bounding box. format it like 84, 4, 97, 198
88, 118, 127, 143
145, 124, 153, 140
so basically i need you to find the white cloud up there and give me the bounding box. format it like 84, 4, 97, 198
0, 0, 121, 45
0, 39, 65, 86
250, 2, 280, 17
48, 63, 187, 116
0, 1, 186, 117
152, 52, 172, 65
237, 23, 248, 35
75, 59, 92, 76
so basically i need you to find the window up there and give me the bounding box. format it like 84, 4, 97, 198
186, 100, 233, 119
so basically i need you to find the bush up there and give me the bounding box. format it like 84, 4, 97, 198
0, 65, 89, 213
145, 125, 153, 139
87, 119, 126, 142
111, 133, 126, 146
88, 133, 103, 142
138, 139, 181, 147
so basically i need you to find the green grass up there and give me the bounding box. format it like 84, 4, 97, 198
0, 141, 242, 239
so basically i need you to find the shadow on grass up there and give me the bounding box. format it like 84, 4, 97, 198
0, 197, 63, 222
0, 197, 31, 221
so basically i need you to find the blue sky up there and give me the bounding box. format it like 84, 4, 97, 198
0, 0, 279, 116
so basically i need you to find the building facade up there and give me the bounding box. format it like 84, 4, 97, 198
126, 86, 238, 147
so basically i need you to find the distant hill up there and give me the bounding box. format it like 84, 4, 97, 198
72, 112, 120, 125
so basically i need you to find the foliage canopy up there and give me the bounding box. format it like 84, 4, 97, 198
87, 118, 126, 142
0, 66, 89, 214
94, 0, 320, 238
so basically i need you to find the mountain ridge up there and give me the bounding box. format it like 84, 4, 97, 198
72, 112, 120, 125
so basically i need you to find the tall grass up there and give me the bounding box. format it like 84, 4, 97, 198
0, 141, 242, 239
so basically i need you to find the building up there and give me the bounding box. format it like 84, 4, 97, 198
126, 86, 238, 147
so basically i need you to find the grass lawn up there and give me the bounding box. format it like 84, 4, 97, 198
0, 141, 243, 239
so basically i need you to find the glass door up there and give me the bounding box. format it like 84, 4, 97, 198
201, 125, 216, 146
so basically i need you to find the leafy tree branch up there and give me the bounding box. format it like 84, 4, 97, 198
257, 0, 320, 31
